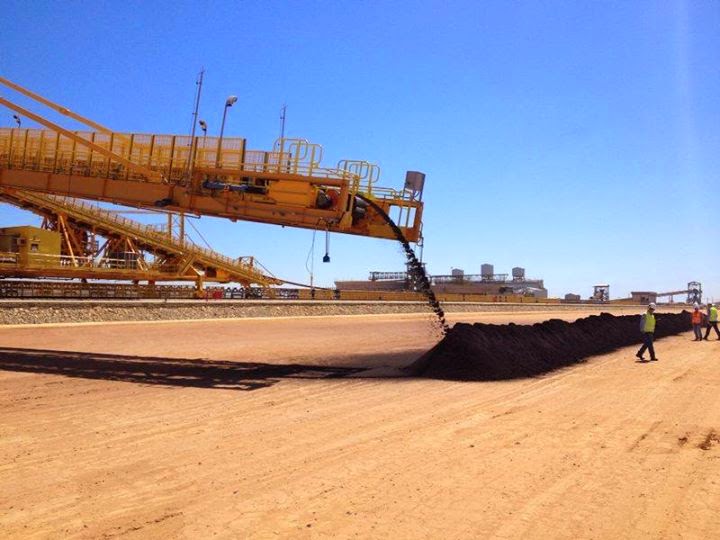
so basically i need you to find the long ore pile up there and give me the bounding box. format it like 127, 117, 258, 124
410, 312, 692, 381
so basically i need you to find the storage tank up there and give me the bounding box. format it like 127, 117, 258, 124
512, 267, 525, 280
481, 263, 494, 280
404, 171, 426, 193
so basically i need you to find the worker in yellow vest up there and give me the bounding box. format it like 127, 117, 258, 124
636, 302, 658, 362
704, 303, 720, 340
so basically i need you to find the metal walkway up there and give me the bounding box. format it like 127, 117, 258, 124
0, 121, 424, 241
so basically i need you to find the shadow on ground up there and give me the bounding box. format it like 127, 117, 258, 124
1, 312, 692, 390
0, 347, 415, 391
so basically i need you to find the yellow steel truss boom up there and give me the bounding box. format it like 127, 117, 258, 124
0, 186, 281, 287
0, 78, 424, 242
0, 76, 114, 134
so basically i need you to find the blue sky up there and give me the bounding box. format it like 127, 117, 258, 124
1, 0, 718, 300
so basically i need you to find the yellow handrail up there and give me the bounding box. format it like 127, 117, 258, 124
0, 127, 420, 207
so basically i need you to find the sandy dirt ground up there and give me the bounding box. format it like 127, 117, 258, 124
1, 308, 718, 538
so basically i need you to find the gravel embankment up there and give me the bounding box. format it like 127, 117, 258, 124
0, 301, 650, 326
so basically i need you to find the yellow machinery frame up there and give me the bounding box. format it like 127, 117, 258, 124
0, 187, 281, 289
0, 77, 424, 242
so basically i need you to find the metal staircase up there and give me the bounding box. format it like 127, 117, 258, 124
0, 186, 281, 287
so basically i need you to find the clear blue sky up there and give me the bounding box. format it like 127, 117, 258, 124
1, 0, 718, 300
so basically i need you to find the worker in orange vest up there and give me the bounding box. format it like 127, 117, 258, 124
691, 304, 704, 341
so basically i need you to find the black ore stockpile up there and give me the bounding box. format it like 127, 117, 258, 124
409, 312, 692, 381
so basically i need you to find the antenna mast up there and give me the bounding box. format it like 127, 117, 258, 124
279, 103, 287, 140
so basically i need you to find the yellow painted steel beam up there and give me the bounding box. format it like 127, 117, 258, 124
0, 79, 424, 243
0, 266, 213, 283
0, 168, 421, 241
0, 76, 113, 134
0, 97, 163, 182
0, 187, 282, 287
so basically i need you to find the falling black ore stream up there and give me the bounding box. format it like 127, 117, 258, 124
357, 195, 449, 334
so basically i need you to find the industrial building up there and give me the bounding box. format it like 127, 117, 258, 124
630, 291, 658, 305
629, 283, 702, 305
335, 263, 548, 298
0, 225, 61, 266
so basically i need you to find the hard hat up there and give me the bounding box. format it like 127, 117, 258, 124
648, 302, 657, 310
694, 303, 700, 309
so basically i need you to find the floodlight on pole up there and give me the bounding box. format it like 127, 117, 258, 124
198, 120, 208, 164
217, 95, 238, 167
12, 114, 21, 128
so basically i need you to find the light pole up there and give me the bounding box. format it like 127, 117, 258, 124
12, 114, 21, 128
216, 95, 238, 167
198, 120, 208, 164
186, 68, 204, 183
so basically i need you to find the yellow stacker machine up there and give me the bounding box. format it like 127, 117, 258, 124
0, 76, 425, 296
0, 187, 281, 291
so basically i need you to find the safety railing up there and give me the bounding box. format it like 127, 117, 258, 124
0, 250, 164, 272
0, 129, 350, 184
0, 280, 198, 299
369, 271, 409, 281
0, 128, 247, 183
0, 251, 19, 264
0, 129, 419, 205
429, 273, 545, 284
241, 138, 353, 182
338, 160, 381, 195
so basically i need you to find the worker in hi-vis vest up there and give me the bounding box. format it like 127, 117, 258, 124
691, 304, 704, 341
704, 303, 720, 340
636, 302, 658, 362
